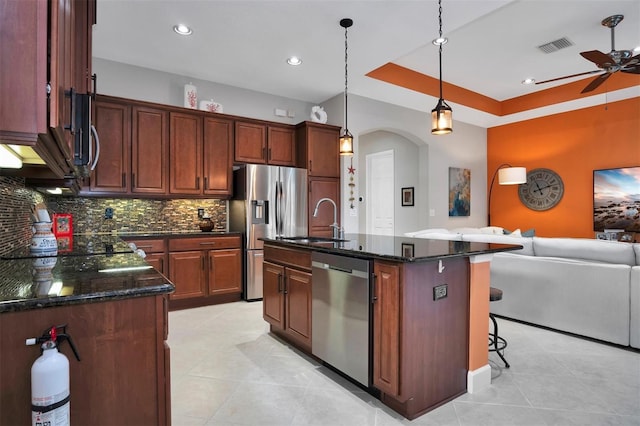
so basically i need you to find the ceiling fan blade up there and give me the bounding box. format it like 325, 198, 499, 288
621, 66, 640, 74
580, 50, 613, 67
581, 73, 612, 93
535, 69, 602, 85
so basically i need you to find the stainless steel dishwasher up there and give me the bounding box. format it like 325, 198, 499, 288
311, 251, 371, 387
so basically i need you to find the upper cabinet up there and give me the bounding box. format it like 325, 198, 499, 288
296, 122, 341, 178
234, 121, 296, 166
132, 105, 168, 195
0, 0, 96, 177
203, 117, 233, 196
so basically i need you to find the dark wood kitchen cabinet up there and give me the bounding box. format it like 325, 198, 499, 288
235, 121, 296, 166
263, 244, 312, 351
126, 238, 167, 275
0, 0, 96, 177
0, 295, 170, 425
169, 113, 233, 197
132, 106, 169, 194
308, 177, 341, 238
296, 121, 341, 178
89, 99, 131, 193
372, 258, 469, 419
168, 235, 242, 310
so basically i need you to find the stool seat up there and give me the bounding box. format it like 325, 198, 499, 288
489, 287, 510, 368
490, 287, 503, 302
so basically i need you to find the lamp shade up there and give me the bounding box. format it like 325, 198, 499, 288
339, 132, 354, 156
498, 167, 526, 185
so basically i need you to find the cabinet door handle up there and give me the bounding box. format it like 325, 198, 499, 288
136, 245, 153, 249
204, 176, 208, 190
263, 147, 268, 161
309, 160, 312, 172
283, 275, 288, 294
158, 257, 164, 273
268, 148, 272, 160
131, 173, 135, 188
209, 256, 213, 271
201, 256, 205, 271
91, 74, 97, 99
122, 173, 126, 188
277, 273, 283, 293
371, 273, 378, 303
199, 242, 216, 246
196, 177, 200, 190
64, 88, 76, 133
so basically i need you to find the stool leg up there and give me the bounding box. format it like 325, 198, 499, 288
490, 313, 510, 368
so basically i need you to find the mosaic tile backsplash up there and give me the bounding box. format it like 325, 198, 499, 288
0, 176, 227, 256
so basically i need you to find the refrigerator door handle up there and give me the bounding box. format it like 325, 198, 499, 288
277, 181, 283, 235
274, 181, 280, 236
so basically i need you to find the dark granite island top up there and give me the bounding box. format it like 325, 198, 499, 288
262, 233, 522, 261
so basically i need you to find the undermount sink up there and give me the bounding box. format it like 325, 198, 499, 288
280, 236, 348, 244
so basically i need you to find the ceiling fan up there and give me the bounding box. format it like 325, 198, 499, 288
535, 14, 640, 93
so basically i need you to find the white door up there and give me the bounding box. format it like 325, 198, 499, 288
366, 150, 394, 235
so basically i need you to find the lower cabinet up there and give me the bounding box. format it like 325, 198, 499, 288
0, 295, 170, 425
372, 258, 470, 419
126, 238, 167, 275
167, 235, 242, 309
263, 244, 312, 350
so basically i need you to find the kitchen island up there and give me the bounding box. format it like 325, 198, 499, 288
0, 247, 174, 425
262, 233, 521, 420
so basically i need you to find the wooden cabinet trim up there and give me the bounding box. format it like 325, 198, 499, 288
263, 244, 312, 271
168, 235, 241, 252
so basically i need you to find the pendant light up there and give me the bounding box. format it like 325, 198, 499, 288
431, 0, 452, 135
339, 18, 354, 156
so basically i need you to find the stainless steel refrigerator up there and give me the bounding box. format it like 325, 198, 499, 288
230, 164, 308, 300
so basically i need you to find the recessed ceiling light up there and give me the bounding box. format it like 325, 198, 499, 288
173, 24, 192, 36
287, 56, 302, 66
432, 37, 448, 46
522, 78, 535, 85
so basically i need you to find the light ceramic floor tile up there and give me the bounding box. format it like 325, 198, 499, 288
169, 301, 640, 426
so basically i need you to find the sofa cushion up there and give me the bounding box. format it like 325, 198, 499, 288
634, 244, 640, 266
462, 233, 534, 255
409, 232, 463, 241
533, 237, 636, 266
404, 228, 450, 238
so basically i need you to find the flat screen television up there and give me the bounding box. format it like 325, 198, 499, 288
593, 166, 640, 232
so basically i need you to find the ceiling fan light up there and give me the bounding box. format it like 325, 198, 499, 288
431, 99, 452, 135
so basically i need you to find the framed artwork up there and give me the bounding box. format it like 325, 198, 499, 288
52, 213, 72, 236
401, 187, 414, 207
401, 243, 415, 258
449, 167, 470, 216
595, 232, 608, 240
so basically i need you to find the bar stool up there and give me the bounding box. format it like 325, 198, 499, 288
489, 287, 510, 368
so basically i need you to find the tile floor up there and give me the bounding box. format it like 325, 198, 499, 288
168, 301, 640, 425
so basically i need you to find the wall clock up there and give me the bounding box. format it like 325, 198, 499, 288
518, 168, 564, 211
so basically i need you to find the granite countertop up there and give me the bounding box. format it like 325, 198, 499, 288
0, 252, 174, 313
118, 231, 242, 239
1, 235, 134, 260
262, 233, 522, 262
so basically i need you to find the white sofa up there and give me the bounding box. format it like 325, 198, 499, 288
406, 228, 640, 348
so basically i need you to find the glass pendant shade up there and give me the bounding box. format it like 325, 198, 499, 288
431, 99, 452, 135
339, 130, 354, 156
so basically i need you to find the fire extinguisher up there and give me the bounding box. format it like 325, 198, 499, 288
26, 325, 80, 426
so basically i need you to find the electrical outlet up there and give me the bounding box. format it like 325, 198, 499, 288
105, 207, 114, 219
198, 208, 205, 219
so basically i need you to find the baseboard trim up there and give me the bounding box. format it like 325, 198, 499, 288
467, 364, 491, 393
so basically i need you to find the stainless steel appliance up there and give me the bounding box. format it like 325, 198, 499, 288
311, 251, 372, 387
73, 93, 100, 177
230, 164, 308, 300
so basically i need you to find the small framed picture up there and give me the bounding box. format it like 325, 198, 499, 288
401, 187, 414, 207
595, 232, 608, 240
401, 243, 414, 258
618, 232, 634, 242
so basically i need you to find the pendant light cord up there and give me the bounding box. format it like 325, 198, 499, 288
438, 0, 443, 100
344, 24, 349, 130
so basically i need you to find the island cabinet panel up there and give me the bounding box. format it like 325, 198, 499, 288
373, 258, 470, 420
263, 244, 313, 351
132, 106, 168, 194
263, 261, 286, 329
0, 295, 170, 425
90, 100, 131, 193
284, 268, 312, 347
169, 112, 203, 194
373, 261, 401, 397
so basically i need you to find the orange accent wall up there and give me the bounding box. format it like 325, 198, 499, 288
487, 97, 640, 238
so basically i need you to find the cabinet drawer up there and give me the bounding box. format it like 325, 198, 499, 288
126, 238, 166, 253
168, 235, 240, 251
264, 244, 311, 271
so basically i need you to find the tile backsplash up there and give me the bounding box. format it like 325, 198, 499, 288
0, 176, 228, 255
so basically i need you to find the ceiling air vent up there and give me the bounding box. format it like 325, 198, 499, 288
537, 37, 574, 54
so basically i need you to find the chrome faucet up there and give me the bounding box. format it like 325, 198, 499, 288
312, 197, 342, 240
